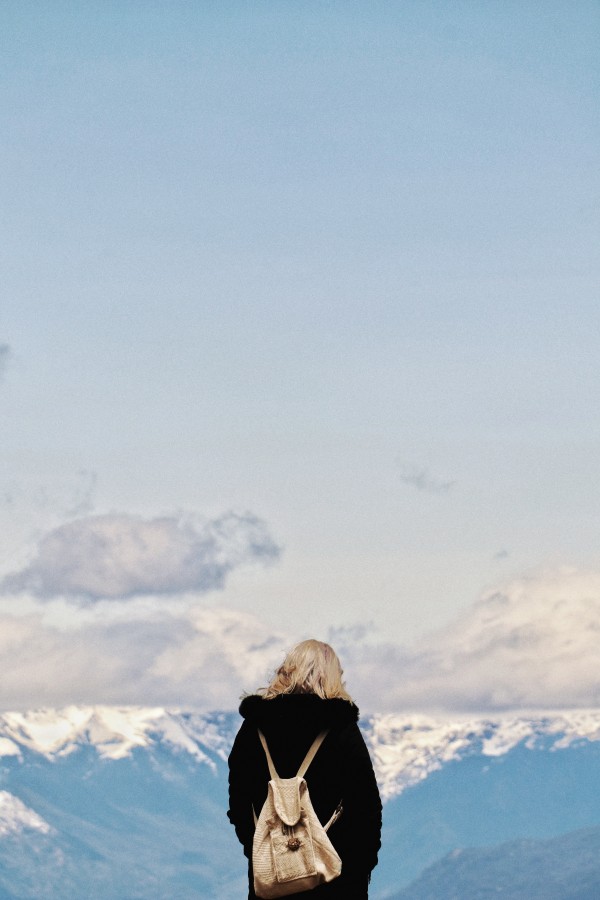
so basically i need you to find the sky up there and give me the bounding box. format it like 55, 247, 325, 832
1, 1, 599, 713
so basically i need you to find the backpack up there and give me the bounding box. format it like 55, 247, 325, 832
252, 728, 343, 899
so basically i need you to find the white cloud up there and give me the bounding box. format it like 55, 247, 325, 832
342, 568, 600, 712
0, 568, 598, 714
1, 511, 280, 601
0, 603, 288, 711
148, 607, 287, 708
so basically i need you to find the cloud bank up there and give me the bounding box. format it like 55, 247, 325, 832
343, 568, 600, 712
1, 511, 280, 601
0, 569, 598, 713
0, 605, 287, 711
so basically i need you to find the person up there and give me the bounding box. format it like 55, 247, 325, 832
227, 639, 382, 899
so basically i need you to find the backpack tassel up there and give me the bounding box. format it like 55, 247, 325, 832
282, 824, 302, 851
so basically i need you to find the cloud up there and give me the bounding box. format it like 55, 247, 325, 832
398, 465, 455, 494
342, 568, 600, 712
0, 604, 288, 711
62, 469, 98, 518
147, 607, 287, 708
0, 471, 98, 517
0, 344, 10, 379
1, 511, 280, 601
1, 567, 598, 714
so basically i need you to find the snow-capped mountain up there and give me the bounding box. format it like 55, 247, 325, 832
0, 792, 52, 838
368, 709, 600, 799
0, 706, 599, 898
3, 705, 600, 789
0, 706, 236, 767
369, 710, 600, 896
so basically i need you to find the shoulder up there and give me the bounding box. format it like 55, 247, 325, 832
239, 693, 359, 730
238, 694, 265, 720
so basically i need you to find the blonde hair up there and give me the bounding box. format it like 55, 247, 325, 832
260, 639, 353, 702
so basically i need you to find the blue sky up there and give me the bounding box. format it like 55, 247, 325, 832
1, 2, 599, 710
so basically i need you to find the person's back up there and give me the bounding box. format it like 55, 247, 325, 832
227, 639, 382, 899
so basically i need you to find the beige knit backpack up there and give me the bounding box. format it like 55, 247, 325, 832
252, 729, 343, 898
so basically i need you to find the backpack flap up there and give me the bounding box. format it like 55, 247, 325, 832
270, 776, 304, 827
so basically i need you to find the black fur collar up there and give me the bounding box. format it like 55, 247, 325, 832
239, 693, 359, 730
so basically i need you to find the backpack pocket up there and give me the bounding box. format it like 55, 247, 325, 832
269, 816, 317, 884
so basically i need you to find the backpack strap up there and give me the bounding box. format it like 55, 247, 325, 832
323, 799, 343, 832
257, 729, 279, 780
297, 730, 329, 778
257, 728, 330, 781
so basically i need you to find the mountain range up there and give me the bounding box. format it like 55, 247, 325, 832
0, 706, 599, 898
392, 825, 600, 900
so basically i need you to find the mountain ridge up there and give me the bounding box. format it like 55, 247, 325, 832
2, 704, 600, 801
1, 705, 599, 897
392, 825, 600, 900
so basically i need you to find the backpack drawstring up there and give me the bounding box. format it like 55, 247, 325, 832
282, 824, 302, 851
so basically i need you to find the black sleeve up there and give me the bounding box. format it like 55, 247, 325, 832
336, 722, 382, 875
227, 719, 259, 858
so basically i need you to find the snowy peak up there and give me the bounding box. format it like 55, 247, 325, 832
366, 709, 600, 800
0, 791, 52, 837
0, 706, 236, 767
2, 706, 600, 805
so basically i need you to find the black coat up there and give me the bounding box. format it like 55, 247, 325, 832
227, 693, 382, 899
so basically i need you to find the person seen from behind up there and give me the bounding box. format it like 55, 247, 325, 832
227, 639, 382, 898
